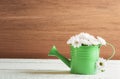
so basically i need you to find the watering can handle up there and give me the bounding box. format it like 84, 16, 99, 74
106, 42, 116, 60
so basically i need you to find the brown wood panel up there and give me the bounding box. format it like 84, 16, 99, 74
0, 0, 120, 59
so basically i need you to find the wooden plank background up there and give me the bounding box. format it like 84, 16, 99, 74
0, 0, 119, 59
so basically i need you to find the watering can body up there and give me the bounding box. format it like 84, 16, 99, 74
48, 45, 100, 74
70, 45, 99, 74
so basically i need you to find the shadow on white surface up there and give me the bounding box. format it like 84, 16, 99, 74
19, 70, 70, 74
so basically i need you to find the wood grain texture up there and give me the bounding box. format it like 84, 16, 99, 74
0, 0, 120, 59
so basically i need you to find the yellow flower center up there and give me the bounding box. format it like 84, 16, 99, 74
99, 62, 103, 66
75, 41, 79, 44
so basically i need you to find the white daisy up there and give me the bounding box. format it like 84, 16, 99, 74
97, 36, 106, 45
67, 36, 74, 45
67, 32, 106, 47
96, 58, 107, 72
79, 39, 92, 46
78, 32, 92, 40
89, 39, 100, 45
71, 36, 81, 48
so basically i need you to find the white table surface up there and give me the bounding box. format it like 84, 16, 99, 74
0, 59, 120, 79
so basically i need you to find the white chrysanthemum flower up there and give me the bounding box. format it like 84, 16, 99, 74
71, 36, 81, 48
82, 33, 95, 39
79, 39, 92, 46
67, 36, 74, 44
97, 36, 106, 45
78, 32, 93, 40
96, 58, 107, 72
67, 32, 106, 47
89, 39, 100, 45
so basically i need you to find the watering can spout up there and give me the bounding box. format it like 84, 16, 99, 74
48, 46, 70, 67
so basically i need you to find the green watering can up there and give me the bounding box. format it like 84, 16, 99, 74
48, 43, 115, 75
